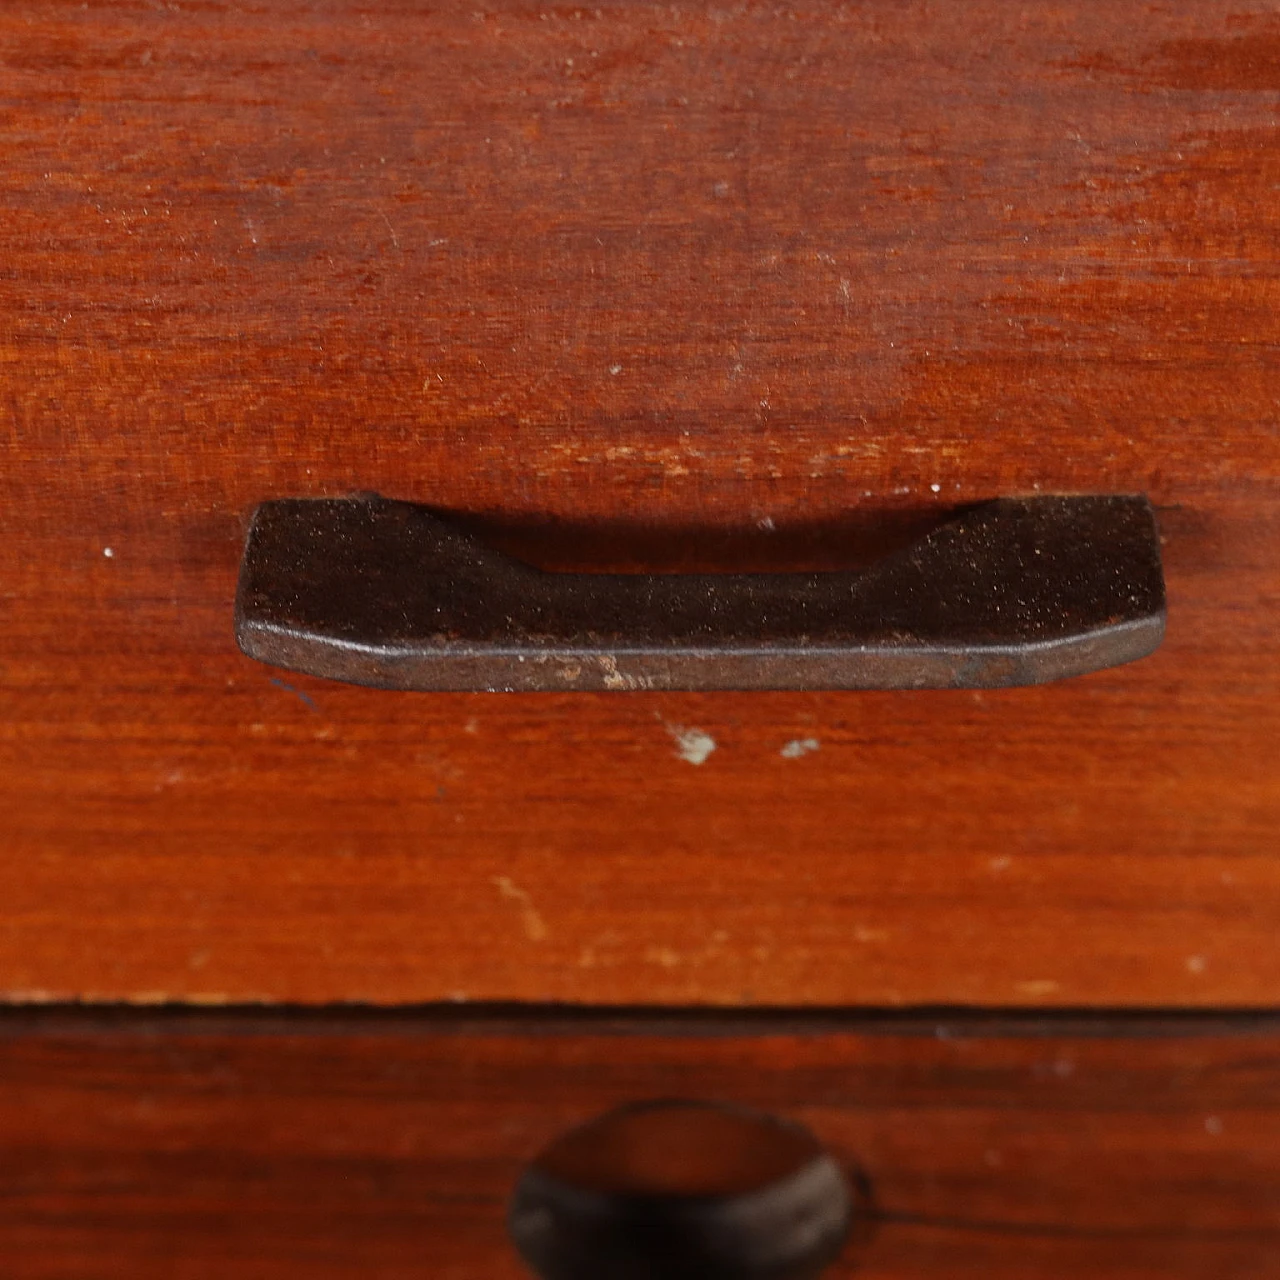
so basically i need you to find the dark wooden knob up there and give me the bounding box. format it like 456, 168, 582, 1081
507, 1100, 854, 1280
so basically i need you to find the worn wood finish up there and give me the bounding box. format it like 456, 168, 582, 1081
2, 0, 1279, 1004
1, 1010, 1279, 1278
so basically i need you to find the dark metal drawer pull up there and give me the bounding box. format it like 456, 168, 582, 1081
508, 1100, 854, 1280
234, 494, 1165, 691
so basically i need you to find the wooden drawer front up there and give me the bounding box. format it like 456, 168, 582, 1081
3, 0, 1279, 1006
1, 1011, 1279, 1279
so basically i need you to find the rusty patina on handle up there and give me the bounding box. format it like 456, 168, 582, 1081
233, 495, 1165, 692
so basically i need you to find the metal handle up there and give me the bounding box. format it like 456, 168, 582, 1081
234, 495, 1165, 692
507, 1100, 854, 1280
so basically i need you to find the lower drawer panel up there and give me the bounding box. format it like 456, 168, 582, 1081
1, 1010, 1278, 1278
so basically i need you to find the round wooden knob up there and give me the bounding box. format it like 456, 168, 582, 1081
507, 1100, 854, 1280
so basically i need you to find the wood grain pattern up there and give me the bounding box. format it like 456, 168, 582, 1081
2, 1010, 1280, 1278
2, 0, 1279, 1004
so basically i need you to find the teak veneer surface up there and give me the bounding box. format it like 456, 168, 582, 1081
1, 1010, 1279, 1279
2, 0, 1279, 1005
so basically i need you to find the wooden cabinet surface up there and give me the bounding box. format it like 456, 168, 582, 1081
3, 0, 1278, 1006
6, 4, 1280, 1274
2, 1009, 1279, 1279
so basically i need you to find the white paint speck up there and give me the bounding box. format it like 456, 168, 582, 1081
757, 516, 776, 531
780, 737, 820, 759
1016, 979, 1061, 996
853, 926, 889, 943
668, 724, 717, 766
609, 363, 622, 375
102, 547, 114, 558
930, 483, 941, 493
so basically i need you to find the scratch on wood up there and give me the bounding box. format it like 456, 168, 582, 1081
493, 876, 549, 942
268, 677, 319, 713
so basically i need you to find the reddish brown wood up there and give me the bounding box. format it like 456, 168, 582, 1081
1, 1011, 1279, 1278
2, 1, 1279, 1004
